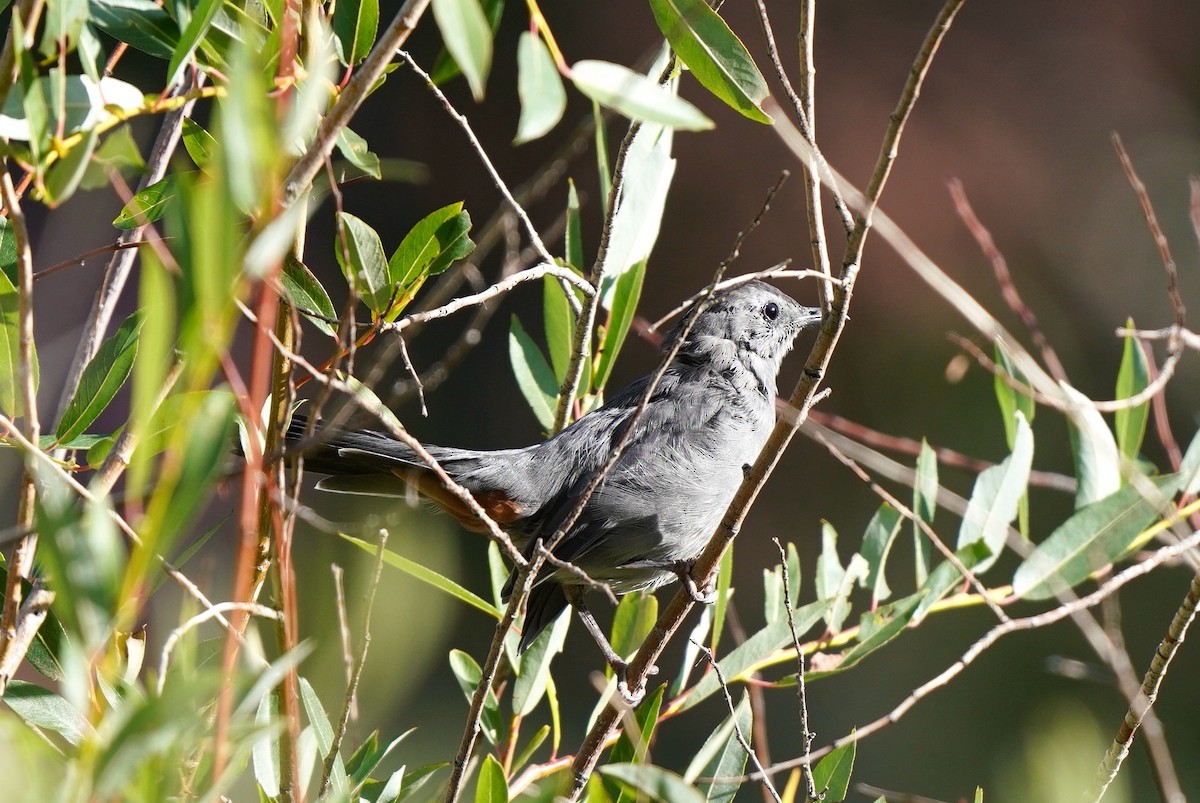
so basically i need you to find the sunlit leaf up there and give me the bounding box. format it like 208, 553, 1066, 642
993, 341, 1035, 449
43, 127, 98, 207
592, 259, 645, 393
336, 212, 391, 315
448, 650, 502, 745
0, 267, 37, 418
2, 680, 88, 745
543, 271, 576, 384
512, 612, 568, 716
431, 0, 492, 100
956, 411, 1033, 574
429, 0, 504, 86
474, 754, 507, 803
166, 0, 222, 83
683, 693, 751, 803
515, 31, 566, 143
647, 0, 772, 124
386, 203, 475, 317
40, 0, 90, 57
342, 533, 501, 618
1012, 474, 1182, 600
859, 503, 903, 603
912, 439, 937, 585
80, 124, 145, 190
1114, 319, 1150, 464
1063, 382, 1121, 509
336, 126, 381, 179
89, 0, 180, 59
571, 60, 713, 130
610, 590, 658, 664
300, 676, 348, 793
811, 731, 856, 801
57, 310, 142, 442
181, 117, 217, 171
600, 763, 705, 803
509, 315, 558, 431
113, 175, 177, 229
280, 253, 338, 337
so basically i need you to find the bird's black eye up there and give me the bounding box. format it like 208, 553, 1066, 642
763, 302, 779, 320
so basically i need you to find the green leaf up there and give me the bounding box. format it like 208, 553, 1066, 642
1114, 319, 1150, 464
599, 764, 705, 803
43, 127, 98, 206
815, 522, 867, 633
1182, 429, 1200, 497
386, 203, 475, 317
2, 680, 88, 745
431, 0, 493, 101
803, 594, 922, 680
993, 341, 1035, 449
681, 599, 827, 710
181, 117, 217, 171
0, 267, 37, 418
608, 684, 666, 794
429, 0, 504, 86
333, 0, 379, 65
448, 650, 502, 745
253, 694, 281, 797
166, 0, 222, 84
0, 218, 17, 283
56, 311, 142, 443
336, 126, 382, 179
811, 731, 856, 801
341, 533, 501, 618
571, 60, 713, 130
647, 0, 772, 124
592, 259, 645, 392
515, 31, 566, 143
336, 212, 391, 315
956, 411, 1033, 574
474, 754, 508, 803
113, 175, 176, 229
543, 272, 576, 384
565, 178, 584, 270
912, 542, 991, 622
509, 315, 558, 431
510, 724, 550, 773
40, 0, 90, 57
684, 693, 751, 803
1063, 382, 1121, 509
89, 0, 180, 59
1012, 474, 1182, 600
512, 612, 568, 716
859, 503, 903, 603
300, 676, 348, 794
610, 590, 658, 663
912, 439, 937, 585
280, 253, 338, 337
594, 101, 612, 205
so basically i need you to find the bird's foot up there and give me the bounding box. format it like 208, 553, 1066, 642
673, 561, 717, 604
612, 660, 659, 706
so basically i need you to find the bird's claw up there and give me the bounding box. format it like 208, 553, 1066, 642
613, 661, 658, 706
674, 562, 717, 604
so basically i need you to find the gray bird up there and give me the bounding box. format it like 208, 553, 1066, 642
287, 281, 820, 694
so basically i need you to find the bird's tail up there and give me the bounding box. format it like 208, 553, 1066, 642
284, 414, 423, 477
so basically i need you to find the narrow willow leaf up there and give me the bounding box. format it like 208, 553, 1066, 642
153, 391, 237, 547
543, 273, 576, 384
859, 503, 903, 603
592, 259, 645, 392
600, 764, 706, 803
512, 612, 568, 716
1114, 319, 1150, 463
2, 680, 88, 745
429, 0, 504, 85
253, 694, 281, 797
0, 267, 37, 417
956, 411, 1033, 574
805, 594, 923, 681
1012, 474, 1182, 600
811, 731, 856, 802
336, 212, 391, 315
610, 590, 658, 662
474, 754, 507, 803
181, 117, 216, 171
515, 31, 566, 143
694, 694, 752, 802
332, 0, 379, 65
40, 0, 89, 57
509, 316, 558, 431
647, 0, 772, 124
341, 534, 500, 618
680, 599, 827, 710
1063, 382, 1121, 509
57, 311, 142, 442
1182, 429, 1200, 496
0, 218, 17, 282
447, 650, 502, 744
572, 60, 713, 130
994, 340, 1035, 449
671, 605, 711, 697
912, 439, 938, 585
43, 127, 98, 206
594, 101, 612, 205
912, 541, 992, 622
280, 253, 338, 337
300, 676, 348, 793
336, 126, 381, 179
431, 0, 492, 100
113, 175, 176, 229
609, 684, 665, 767
166, 0, 222, 84
80, 124, 146, 190
511, 724, 550, 773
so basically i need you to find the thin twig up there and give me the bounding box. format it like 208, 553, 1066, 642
948, 178, 1068, 381
320, 530, 390, 797
331, 565, 357, 721
1090, 571, 1199, 802
773, 539, 817, 801
696, 644, 782, 803
156, 602, 281, 695
0, 583, 53, 697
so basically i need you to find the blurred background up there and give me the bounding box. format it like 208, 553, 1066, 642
14, 0, 1200, 799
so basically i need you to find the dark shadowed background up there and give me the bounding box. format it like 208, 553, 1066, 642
15, 1, 1200, 799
